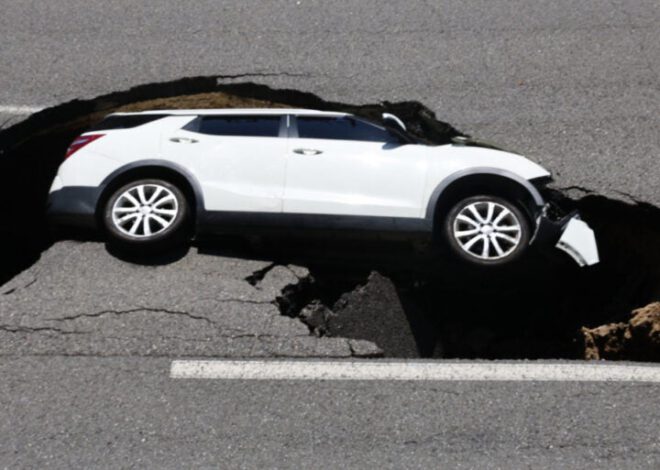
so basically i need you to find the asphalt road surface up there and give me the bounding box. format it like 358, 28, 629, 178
2, 357, 660, 469
1, 1, 660, 468
1, 243, 659, 468
0, 0, 658, 205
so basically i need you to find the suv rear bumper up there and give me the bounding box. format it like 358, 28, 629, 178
46, 186, 100, 229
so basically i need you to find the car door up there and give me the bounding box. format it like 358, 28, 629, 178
163, 114, 287, 212
283, 115, 429, 218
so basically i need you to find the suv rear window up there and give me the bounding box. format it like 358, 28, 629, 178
296, 116, 395, 142
87, 114, 170, 131
190, 116, 282, 137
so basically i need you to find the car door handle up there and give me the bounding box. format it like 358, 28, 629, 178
293, 148, 322, 156
169, 137, 198, 144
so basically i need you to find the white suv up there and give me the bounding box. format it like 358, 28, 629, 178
47, 108, 599, 267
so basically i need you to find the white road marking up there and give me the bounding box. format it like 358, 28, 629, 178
170, 360, 660, 383
0, 105, 44, 115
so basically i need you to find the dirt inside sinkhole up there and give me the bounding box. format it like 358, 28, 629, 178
0, 76, 658, 360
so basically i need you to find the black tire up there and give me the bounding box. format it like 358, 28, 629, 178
443, 195, 530, 266
102, 178, 190, 250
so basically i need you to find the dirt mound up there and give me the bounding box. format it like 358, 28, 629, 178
582, 302, 660, 361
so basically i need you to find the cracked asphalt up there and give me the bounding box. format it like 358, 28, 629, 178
3, 245, 657, 467
0, 241, 378, 358
1, 1, 659, 467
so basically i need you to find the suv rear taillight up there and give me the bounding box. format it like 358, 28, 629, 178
64, 134, 105, 159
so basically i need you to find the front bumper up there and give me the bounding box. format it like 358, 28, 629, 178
46, 186, 101, 229
533, 207, 599, 267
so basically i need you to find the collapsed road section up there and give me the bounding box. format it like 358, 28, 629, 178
0, 76, 658, 360
0, 240, 380, 358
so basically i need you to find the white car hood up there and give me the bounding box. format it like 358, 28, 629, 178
432, 144, 551, 181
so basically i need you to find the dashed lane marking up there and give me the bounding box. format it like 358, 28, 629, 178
0, 105, 44, 115
171, 360, 660, 382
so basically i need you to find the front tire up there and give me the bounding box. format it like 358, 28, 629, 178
102, 179, 190, 249
444, 195, 530, 266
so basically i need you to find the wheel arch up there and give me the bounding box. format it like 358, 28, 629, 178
96, 160, 205, 226
427, 168, 546, 232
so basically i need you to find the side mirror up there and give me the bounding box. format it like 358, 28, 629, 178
382, 113, 407, 131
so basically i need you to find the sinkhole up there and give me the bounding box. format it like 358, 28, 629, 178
0, 76, 658, 361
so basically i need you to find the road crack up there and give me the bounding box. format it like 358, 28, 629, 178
0, 324, 86, 335
1, 277, 37, 295
214, 72, 310, 83
45, 307, 215, 324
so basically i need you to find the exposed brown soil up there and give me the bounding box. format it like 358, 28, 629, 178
116, 92, 288, 112
582, 302, 660, 361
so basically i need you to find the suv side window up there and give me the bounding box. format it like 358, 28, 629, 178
296, 116, 398, 142
187, 116, 282, 137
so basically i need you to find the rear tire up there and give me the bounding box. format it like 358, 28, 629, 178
102, 178, 190, 250
444, 195, 530, 266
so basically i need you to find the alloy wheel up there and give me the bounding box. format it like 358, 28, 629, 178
111, 183, 179, 238
452, 200, 523, 260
